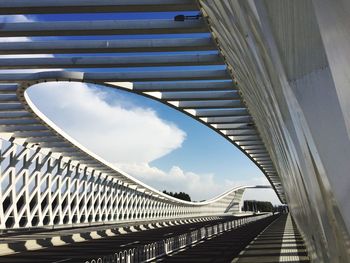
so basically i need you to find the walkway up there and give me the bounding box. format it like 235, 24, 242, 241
0, 216, 231, 262
158, 214, 279, 262
232, 214, 309, 263
0, 216, 225, 257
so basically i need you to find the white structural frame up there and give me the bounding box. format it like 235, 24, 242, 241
0, 133, 260, 229
1, 1, 350, 262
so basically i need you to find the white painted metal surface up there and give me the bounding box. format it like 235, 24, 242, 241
199, 0, 350, 261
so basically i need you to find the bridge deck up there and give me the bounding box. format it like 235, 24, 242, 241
232, 214, 309, 263
0, 216, 226, 258
157, 214, 278, 262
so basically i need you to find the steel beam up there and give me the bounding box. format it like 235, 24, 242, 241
230, 135, 259, 141
12, 131, 55, 138
0, 125, 48, 132
0, 38, 216, 55
224, 130, 257, 136
206, 116, 252, 123
0, 112, 32, 119
0, 84, 18, 93
0, 0, 198, 15
0, 70, 230, 82
0, 118, 40, 125
0, 20, 207, 37
216, 123, 253, 129
177, 100, 242, 109
0, 54, 223, 69
133, 80, 235, 92
89, 70, 230, 82
0, 104, 25, 111
160, 91, 239, 101
195, 109, 248, 117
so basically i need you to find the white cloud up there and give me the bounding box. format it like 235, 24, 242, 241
27, 82, 186, 164
117, 162, 279, 203
117, 162, 223, 200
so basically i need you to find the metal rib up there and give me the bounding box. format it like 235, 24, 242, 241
0, 70, 230, 82
132, 81, 235, 92
0, 38, 216, 55
195, 109, 248, 117
0, 54, 223, 69
0, 19, 207, 37
160, 91, 239, 101
177, 100, 242, 109
0, 0, 198, 14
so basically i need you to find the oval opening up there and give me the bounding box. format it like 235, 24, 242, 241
26, 81, 280, 204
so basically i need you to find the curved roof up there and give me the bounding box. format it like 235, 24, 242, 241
0, 0, 285, 203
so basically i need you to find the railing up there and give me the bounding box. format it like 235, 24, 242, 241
0, 137, 252, 231
85, 213, 273, 263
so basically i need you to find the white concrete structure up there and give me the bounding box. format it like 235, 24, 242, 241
0, 0, 349, 262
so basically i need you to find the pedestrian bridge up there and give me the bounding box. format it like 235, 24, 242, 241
0, 0, 349, 262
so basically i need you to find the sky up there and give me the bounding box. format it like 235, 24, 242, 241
0, 13, 282, 204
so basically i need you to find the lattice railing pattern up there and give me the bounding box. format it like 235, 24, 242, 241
0, 138, 240, 230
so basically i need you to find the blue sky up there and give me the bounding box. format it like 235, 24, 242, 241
1, 12, 281, 204
121, 89, 262, 180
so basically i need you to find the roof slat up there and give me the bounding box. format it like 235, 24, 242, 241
195, 109, 248, 117
0, 54, 223, 69
0, 38, 216, 55
0, 0, 198, 15
206, 116, 252, 123
0, 19, 207, 37
161, 91, 239, 101
0, 70, 230, 82
177, 100, 242, 109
